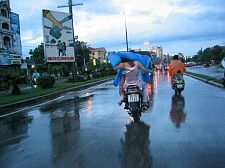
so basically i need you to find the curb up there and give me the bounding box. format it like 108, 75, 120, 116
0, 78, 113, 112
185, 73, 224, 89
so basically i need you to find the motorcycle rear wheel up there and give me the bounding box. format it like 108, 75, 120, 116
178, 90, 182, 95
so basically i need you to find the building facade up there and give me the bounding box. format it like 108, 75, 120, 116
89, 47, 107, 63
0, 0, 22, 70
152, 46, 163, 61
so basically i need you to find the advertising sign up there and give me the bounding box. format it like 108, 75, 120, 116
0, 58, 11, 65
10, 12, 22, 55
42, 9, 75, 62
0, 55, 21, 65
0, 52, 10, 65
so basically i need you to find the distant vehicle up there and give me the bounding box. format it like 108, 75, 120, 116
195, 62, 202, 66
155, 64, 162, 71
185, 62, 196, 67
204, 63, 211, 68
164, 64, 170, 71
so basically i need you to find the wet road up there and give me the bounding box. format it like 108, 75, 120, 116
0, 72, 225, 168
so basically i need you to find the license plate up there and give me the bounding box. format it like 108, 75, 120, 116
128, 94, 139, 102
177, 84, 183, 89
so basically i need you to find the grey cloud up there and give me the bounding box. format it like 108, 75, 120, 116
134, 6, 225, 43
176, 0, 225, 7
191, 10, 225, 21
79, 0, 119, 15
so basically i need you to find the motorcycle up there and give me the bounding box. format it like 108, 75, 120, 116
172, 71, 185, 95
124, 85, 144, 122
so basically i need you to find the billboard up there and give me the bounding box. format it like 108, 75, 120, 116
0, 56, 21, 65
10, 12, 22, 55
42, 9, 75, 62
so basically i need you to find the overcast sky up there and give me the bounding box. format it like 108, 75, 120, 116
11, 0, 225, 57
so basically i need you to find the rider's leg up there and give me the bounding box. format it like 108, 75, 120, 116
142, 82, 149, 104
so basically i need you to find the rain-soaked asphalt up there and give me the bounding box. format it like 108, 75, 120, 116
0, 71, 225, 168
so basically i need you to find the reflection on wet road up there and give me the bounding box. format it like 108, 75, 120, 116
121, 121, 151, 168
170, 95, 186, 128
1, 71, 225, 168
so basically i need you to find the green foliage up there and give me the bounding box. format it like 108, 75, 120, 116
36, 64, 48, 73
74, 41, 90, 69
52, 66, 63, 75
1, 73, 24, 95
37, 75, 55, 89
30, 44, 44, 64
61, 64, 70, 76
211, 45, 224, 63
0, 76, 114, 105
192, 45, 225, 64
11, 85, 21, 95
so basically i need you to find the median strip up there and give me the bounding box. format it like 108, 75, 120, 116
186, 72, 224, 88
0, 76, 114, 111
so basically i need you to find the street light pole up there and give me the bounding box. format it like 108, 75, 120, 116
121, 12, 129, 52
58, 0, 83, 83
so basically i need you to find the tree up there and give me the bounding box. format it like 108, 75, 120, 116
202, 48, 211, 63
193, 46, 225, 64
74, 41, 90, 70
36, 64, 48, 73
211, 45, 223, 64
31, 44, 45, 64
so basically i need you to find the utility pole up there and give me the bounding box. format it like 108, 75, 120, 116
58, 0, 83, 83
121, 12, 129, 52
125, 15, 129, 52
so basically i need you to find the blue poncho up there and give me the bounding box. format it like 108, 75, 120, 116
108, 52, 151, 86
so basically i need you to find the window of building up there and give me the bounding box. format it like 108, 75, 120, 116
3, 36, 10, 49
2, 22, 9, 30
1, 9, 8, 17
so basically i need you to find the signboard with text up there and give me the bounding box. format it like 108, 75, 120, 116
42, 9, 75, 63
10, 12, 22, 55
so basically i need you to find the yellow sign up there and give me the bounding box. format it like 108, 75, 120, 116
93, 58, 96, 66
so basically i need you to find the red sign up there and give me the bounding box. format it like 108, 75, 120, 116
47, 56, 75, 62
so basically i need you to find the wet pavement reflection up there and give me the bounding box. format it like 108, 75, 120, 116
0, 112, 33, 148
1, 72, 225, 168
170, 95, 186, 128
120, 121, 151, 168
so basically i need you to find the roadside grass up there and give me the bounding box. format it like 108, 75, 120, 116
186, 72, 223, 84
0, 76, 114, 106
